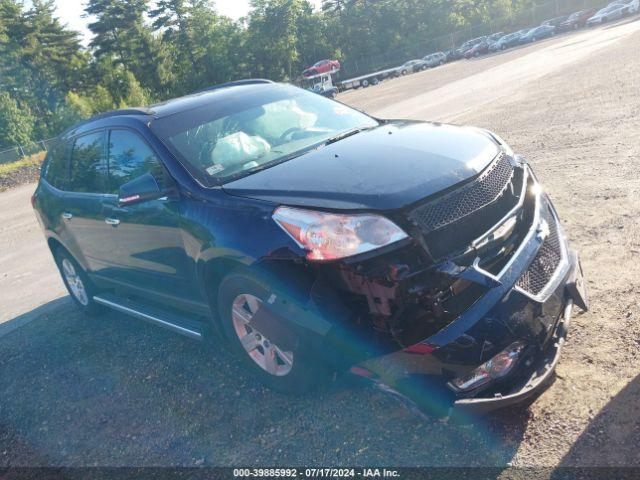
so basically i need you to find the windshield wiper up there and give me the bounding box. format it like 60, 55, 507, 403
322, 125, 376, 146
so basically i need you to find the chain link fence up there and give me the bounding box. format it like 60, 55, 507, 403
338, 0, 610, 78
0, 139, 56, 165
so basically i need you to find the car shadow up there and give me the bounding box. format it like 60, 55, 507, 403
0, 297, 532, 467
551, 374, 640, 472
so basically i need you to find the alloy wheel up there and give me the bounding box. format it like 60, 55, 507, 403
231, 294, 294, 377
61, 258, 89, 306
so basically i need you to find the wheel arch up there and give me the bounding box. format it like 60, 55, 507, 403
47, 236, 65, 256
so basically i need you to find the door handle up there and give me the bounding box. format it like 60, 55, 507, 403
62, 212, 73, 220
105, 217, 121, 226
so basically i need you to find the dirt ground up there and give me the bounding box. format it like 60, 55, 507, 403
1, 18, 639, 471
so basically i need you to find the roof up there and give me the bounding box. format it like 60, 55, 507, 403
147, 79, 275, 118
75, 79, 275, 126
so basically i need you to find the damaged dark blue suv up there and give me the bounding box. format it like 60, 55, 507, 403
33, 80, 588, 415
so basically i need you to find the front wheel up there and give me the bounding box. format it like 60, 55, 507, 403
55, 248, 103, 316
217, 271, 327, 393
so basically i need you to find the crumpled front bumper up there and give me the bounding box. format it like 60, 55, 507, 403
350, 189, 588, 416
452, 251, 586, 414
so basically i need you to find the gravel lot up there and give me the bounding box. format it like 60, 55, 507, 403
1, 18, 639, 469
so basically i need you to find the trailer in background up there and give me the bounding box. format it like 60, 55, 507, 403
337, 66, 401, 91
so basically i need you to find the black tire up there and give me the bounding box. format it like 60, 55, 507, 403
370, 77, 380, 86
401, 69, 408, 75
217, 271, 327, 394
361, 78, 370, 88
54, 247, 103, 316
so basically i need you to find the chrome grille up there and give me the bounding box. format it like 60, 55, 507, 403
516, 208, 562, 296
408, 153, 513, 233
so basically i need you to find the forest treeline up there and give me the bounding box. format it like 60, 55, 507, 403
0, 0, 554, 148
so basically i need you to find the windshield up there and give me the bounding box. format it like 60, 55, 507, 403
150, 85, 378, 185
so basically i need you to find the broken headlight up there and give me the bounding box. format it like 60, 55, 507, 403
272, 206, 408, 261
449, 341, 526, 392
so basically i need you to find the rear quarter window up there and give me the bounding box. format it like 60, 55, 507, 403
42, 141, 70, 190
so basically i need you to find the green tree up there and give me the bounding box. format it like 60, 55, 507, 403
0, 92, 35, 149
247, 0, 318, 80
85, 0, 171, 94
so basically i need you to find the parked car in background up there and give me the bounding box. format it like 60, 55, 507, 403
520, 24, 556, 43
587, 3, 630, 25
455, 36, 487, 57
464, 40, 490, 58
491, 29, 530, 50
422, 51, 446, 67
542, 14, 571, 27
490, 31, 521, 51
33, 79, 588, 413
396, 59, 426, 75
444, 48, 461, 61
557, 9, 598, 31
486, 31, 505, 46
302, 59, 340, 77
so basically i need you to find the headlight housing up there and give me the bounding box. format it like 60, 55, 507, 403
449, 341, 526, 392
272, 206, 408, 261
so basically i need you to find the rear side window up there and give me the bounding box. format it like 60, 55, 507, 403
42, 141, 70, 189
107, 130, 164, 194
69, 131, 108, 193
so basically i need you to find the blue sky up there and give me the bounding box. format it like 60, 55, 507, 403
46, 0, 322, 46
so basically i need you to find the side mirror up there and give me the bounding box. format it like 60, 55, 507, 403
118, 172, 173, 206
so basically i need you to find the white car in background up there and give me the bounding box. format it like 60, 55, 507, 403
422, 52, 446, 67
626, 0, 639, 12
586, 3, 630, 25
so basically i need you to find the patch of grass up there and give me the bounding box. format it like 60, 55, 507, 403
0, 151, 45, 177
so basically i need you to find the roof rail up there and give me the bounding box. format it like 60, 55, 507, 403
58, 107, 153, 138
195, 78, 274, 94
89, 108, 153, 121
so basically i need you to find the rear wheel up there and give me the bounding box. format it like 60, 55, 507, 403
361, 78, 370, 88
54, 248, 103, 316
217, 271, 327, 393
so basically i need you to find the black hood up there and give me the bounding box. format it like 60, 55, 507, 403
222, 121, 501, 211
